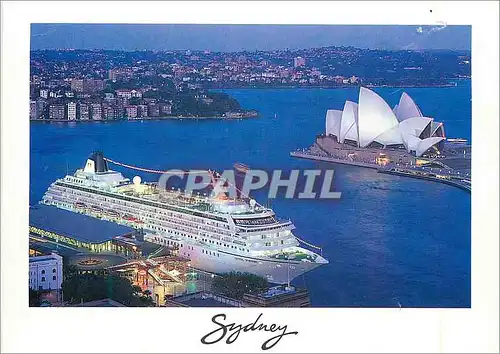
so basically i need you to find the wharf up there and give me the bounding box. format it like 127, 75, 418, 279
290, 150, 471, 192
377, 167, 471, 192
290, 151, 379, 169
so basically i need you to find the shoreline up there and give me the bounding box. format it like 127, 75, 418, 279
290, 151, 471, 192
212, 83, 460, 90
30, 114, 259, 123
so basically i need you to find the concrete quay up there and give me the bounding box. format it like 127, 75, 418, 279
290, 150, 471, 192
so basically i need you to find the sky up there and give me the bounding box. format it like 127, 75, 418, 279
30, 24, 471, 52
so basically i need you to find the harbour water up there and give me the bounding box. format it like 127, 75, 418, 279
30, 83, 471, 307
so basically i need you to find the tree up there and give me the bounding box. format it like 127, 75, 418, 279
62, 273, 155, 306
29, 288, 41, 307
211, 272, 268, 300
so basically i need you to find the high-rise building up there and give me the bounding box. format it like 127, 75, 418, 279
48, 104, 65, 120
30, 100, 37, 120
91, 103, 102, 120
137, 104, 149, 118
148, 103, 160, 117
102, 105, 117, 120
294, 56, 306, 68
67, 102, 77, 121
79, 103, 90, 120
125, 106, 138, 119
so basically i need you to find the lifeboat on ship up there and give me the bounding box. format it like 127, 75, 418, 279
74, 201, 87, 209
105, 209, 120, 218
122, 214, 137, 222
90, 205, 103, 212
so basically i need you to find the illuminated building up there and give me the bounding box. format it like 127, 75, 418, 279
325, 87, 446, 157
29, 205, 141, 257
29, 252, 63, 292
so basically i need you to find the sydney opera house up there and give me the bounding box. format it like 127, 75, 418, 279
324, 87, 446, 157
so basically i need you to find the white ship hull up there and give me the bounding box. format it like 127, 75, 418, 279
163, 239, 325, 284
39, 152, 329, 284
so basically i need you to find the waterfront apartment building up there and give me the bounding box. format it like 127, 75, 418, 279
103, 105, 120, 120
148, 103, 160, 117
49, 104, 65, 120
79, 102, 90, 120
91, 103, 102, 120
160, 103, 172, 116
30, 100, 37, 120
67, 102, 77, 121
137, 104, 149, 118
125, 105, 138, 119
29, 252, 63, 292
30, 100, 45, 120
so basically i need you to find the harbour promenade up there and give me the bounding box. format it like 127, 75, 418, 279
291, 149, 471, 192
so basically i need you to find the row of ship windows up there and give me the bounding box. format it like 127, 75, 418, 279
56, 187, 289, 241
49, 190, 227, 239
153, 237, 182, 248
56, 181, 228, 223
237, 224, 292, 233
48, 202, 286, 251
52, 199, 286, 250
56, 186, 234, 235
201, 249, 220, 257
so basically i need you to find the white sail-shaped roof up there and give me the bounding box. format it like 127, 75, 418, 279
357, 87, 399, 148
323, 87, 446, 157
430, 121, 445, 137
326, 109, 342, 138
398, 116, 433, 138
403, 134, 422, 153
373, 125, 402, 146
395, 92, 423, 122
416, 137, 445, 156
339, 101, 358, 143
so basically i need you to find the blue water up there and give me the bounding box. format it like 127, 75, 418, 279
30, 84, 471, 307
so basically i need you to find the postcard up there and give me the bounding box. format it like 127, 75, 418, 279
1, 1, 498, 353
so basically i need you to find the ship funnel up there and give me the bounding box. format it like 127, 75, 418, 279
83, 151, 109, 173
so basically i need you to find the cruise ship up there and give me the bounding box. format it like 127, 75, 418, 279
40, 152, 328, 284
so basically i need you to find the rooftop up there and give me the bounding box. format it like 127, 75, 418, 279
69, 298, 126, 307
30, 204, 134, 244
258, 286, 298, 299
29, 252, 62, 263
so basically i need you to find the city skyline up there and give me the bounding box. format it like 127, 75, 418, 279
31, 24, 471, 52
